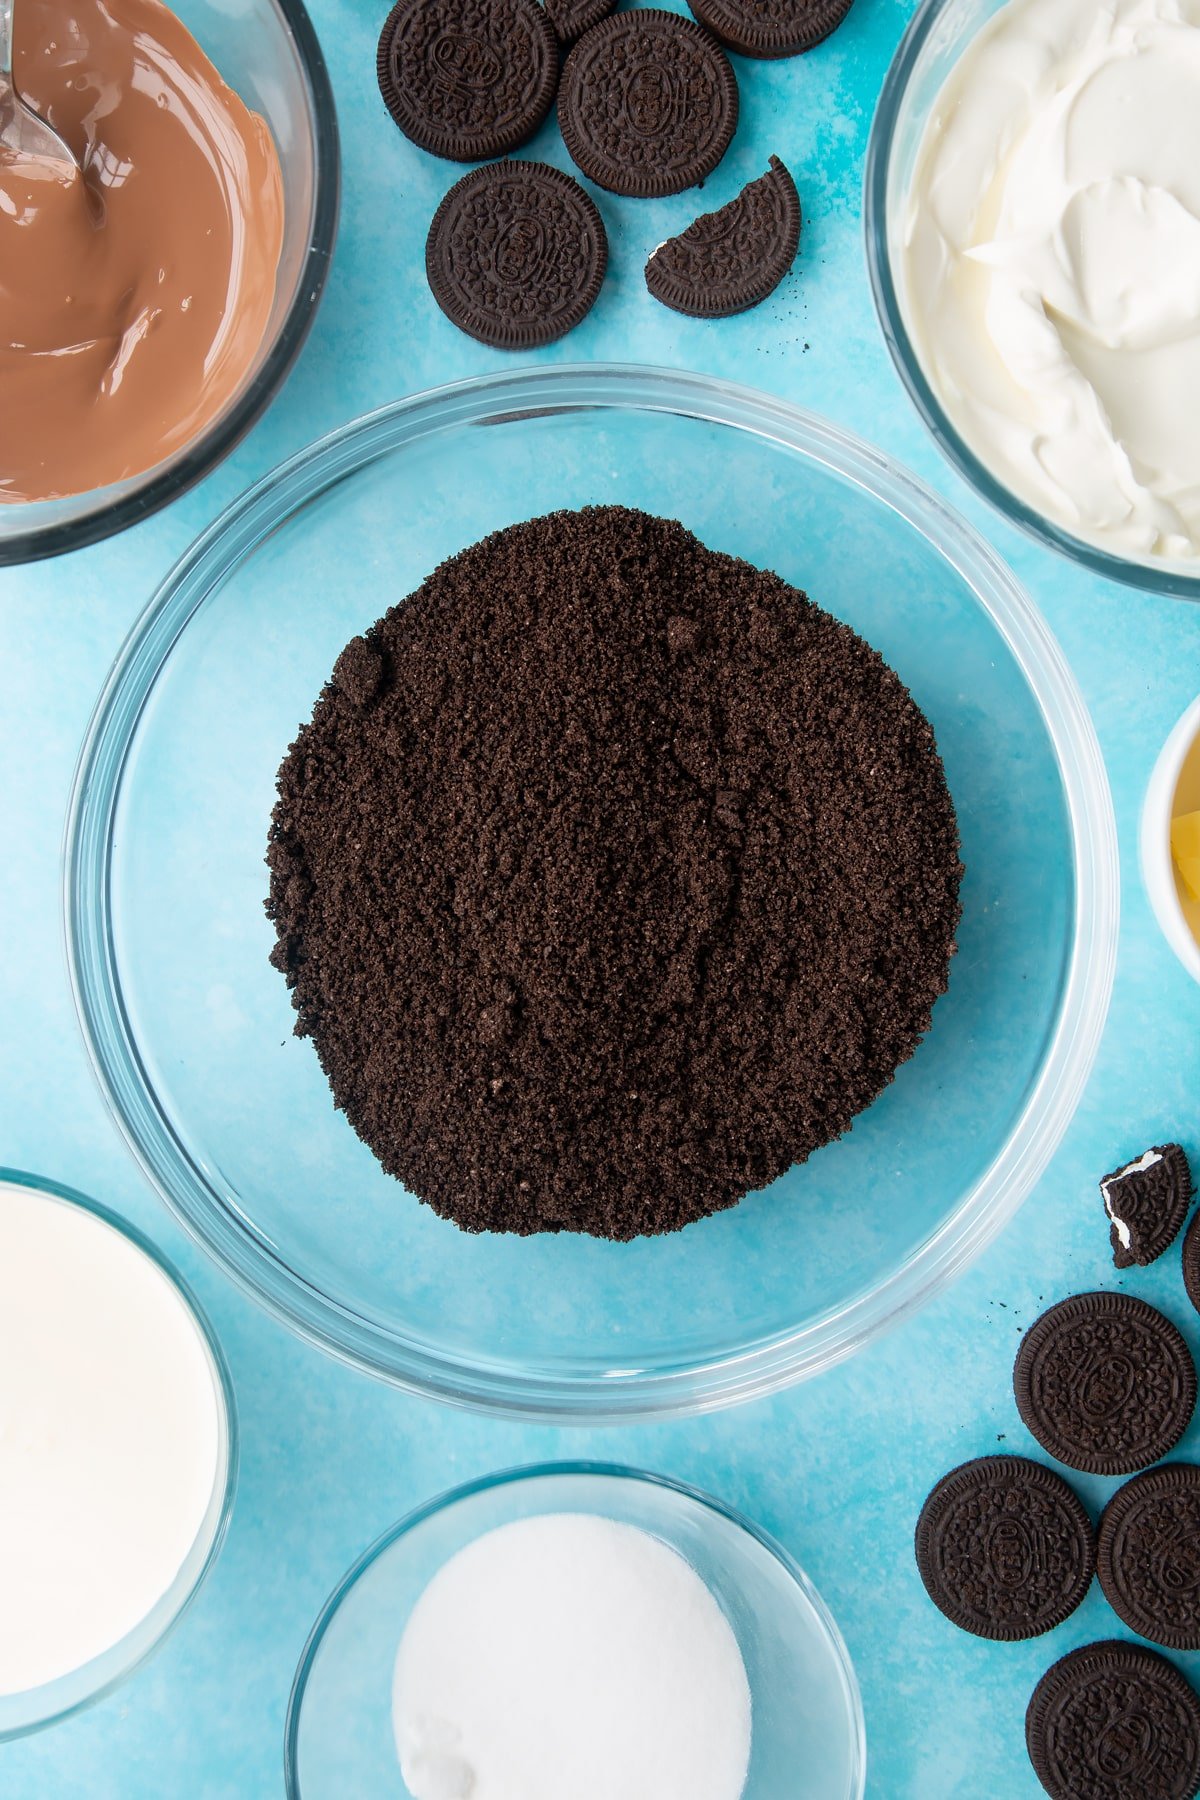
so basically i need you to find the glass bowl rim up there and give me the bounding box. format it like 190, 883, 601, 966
282, 1458, 867, 1800
863, 0, 1200, 602
0, 0, 341, 569
63, 361, 1119, 1422
0, 1165, 239, 1740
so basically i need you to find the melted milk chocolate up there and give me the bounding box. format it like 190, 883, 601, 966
1, 0, 284, 502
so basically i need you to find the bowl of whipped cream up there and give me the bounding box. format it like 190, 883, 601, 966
0, 0, 339, 565
866, 0, 1200, 597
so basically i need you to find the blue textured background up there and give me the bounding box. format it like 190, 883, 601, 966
3, 0, 1200, 1793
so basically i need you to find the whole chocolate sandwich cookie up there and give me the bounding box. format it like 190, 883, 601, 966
645, 156, 800, 317
1184, 1208, 1200, 1318
1026, 1640, 1200, 1800
426, 162, 607, 348
1098, 1465, 1200, 1651
915, 1456, 1095, 1641
687, 0, 856, 56
267, 506, 962, 1240
558, 10, 739, 198
1101, 1143, 1194, 1269
1014, 1292, 1196, 1476
377, 0, 558, 161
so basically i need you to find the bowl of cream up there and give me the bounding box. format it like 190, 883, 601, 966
286, 1463, 865, 1800
0, 1170, 236, 1738
866, 0, 1200, 597
0, 0, 338, 565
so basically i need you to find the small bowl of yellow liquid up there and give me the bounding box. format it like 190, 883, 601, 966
1143, 696, 1200, 984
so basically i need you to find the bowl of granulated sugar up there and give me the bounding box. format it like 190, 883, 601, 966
285, 1462, 865, 1800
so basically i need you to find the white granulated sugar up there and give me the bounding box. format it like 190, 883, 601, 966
392, 1512, 753, 1800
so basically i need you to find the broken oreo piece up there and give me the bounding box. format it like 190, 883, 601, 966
1026, 1640, 1200, 1800
543, 0, 614, 43
687, 0, 856, 57
1098, 1465, 1200, 1651
644, 156, 801, 318
558, 10, 739, 198
915, 1456, 1095, 1642
1102, 1143, 1194, 1268
377, 0, 558, 162
1013, 1292, 1196, 1476
426, 161, 607, 349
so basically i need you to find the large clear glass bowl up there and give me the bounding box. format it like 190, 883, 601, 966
284, 1463, 866, 1800
864, 0, 1200, 600
0, 0, 339, 567
65, 365, 1119, 1420
0, 1169, 237, 1740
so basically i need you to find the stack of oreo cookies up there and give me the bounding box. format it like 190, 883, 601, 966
375, 0, 843, 345
916, 1144, 1200, 1800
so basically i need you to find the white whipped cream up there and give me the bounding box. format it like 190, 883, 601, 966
901, 0, 1200, 561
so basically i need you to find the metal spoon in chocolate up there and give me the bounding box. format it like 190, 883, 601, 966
0, 0, 78, 176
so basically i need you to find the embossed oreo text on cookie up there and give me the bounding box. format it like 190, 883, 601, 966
426, 161, 607, 348
558, 10, 739, 197
915, 1456, 1095, 1641
687, 0, 857, 57
1014, 1293, 1197, 1476
645, 155, 801, 317
1099, 1466, 1200, 1651
377, 0, 558, 161
1026, 1641, 1200, 1800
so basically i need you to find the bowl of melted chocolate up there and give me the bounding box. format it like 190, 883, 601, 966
67, 368, 1117, 1416
0, 0, 338, 563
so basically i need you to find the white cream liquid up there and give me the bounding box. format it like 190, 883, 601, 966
0, 1181, 222, 1694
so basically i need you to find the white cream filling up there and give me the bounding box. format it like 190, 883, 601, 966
1101, 1148, 1164, 1247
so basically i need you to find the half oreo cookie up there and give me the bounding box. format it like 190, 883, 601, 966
1101, 1143, 1194, 1268
644, 156, 801, 317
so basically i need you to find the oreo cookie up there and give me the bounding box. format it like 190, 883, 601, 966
1102, 1143, 1194, 1268
914, 1456, 1095, 1641
558, 10, 739, 198
1026, 1640, 1200, 1800
1013, 1292, 1196, 1476
426, 161, 607, 348
1184, 1210, 1200, 1318
644, 156, 801, 317
687, 0, 856, 57
543, 0, 614, 43
1098, 1466, 1200, 1651
377, 0, 558, 162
